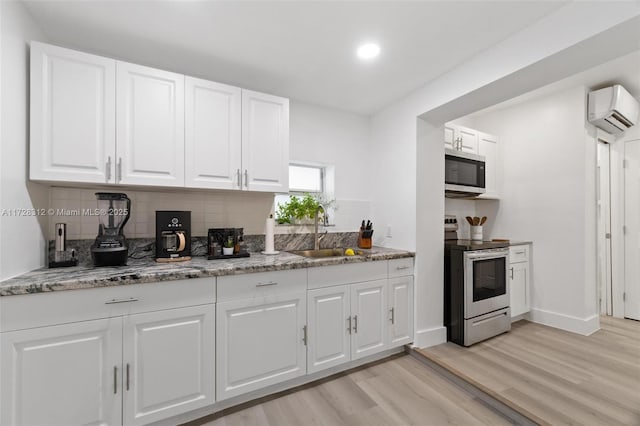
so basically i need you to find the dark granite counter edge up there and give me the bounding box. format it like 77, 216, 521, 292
0, 250, 414, 297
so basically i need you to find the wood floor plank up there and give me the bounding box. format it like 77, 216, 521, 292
418, 317, 640, 426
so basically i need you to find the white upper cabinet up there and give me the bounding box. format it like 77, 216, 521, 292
185, 77, 242, 190
477, 131, 500, 199
116, 61, 185, 187
444, 123, 479, 154
30, 42, 116, 183
241, 90, 289, 192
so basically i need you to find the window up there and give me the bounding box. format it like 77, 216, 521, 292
274, 163, 334, 226
289, 164, 324, 193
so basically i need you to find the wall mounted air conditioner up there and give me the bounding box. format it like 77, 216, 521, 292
588, 84, 639, 135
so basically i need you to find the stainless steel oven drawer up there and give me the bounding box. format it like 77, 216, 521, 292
464, 307, 510, 346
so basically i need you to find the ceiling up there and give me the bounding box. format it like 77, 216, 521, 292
22, 1, 569, 115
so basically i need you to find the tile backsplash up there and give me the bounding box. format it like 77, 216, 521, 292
48, 187, 275, 240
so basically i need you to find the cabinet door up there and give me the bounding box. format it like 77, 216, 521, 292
241, 90, 289, 192
307, 285, 351, 374
185, 77, 242, 190
444, 123, 456, 150
350, 280, 387, 360
1, 318, 122, 426
457, 125, 479, 154
116, 61, 185, 186
510, 262, 530, 317
216, 292, 306, 400
30, 42, 116, 183
122, 305, 215, 426
477, 132, 499, 199
387, 276, 414, 347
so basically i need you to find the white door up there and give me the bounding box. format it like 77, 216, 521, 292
624, 139, 640, 320
350, 280, 387, 360
122, 305, 215, 426
116, 61, 184, 186
30, 42, 116, 184
387, 277, 414, 347
307, 285, 351, 374
241, 90, 289, 192
216, 292, 306, 400
477, 132, 499, 199
457, 126, 479, 154
597, 141, 613, 315
185, 77, 242, 190
1, 318, 122, 426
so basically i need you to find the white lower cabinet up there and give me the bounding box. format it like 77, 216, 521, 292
307, 272, 414, 374
509, 245, 531, 318
1, 318, 123, 426
387, 276, 414, 347
351, 280, 388, 360
216, 292, 307, 400
307, 285, 351, 374
0, 295, 215, 426
123, 305, 215, 426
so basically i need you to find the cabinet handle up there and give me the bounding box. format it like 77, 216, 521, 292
106, 156, 112, 182
126, 363, 130, 391
390, 307, 395, 324
353, 315, 358, 333
515, 250, 525, 255
396, 265, 410, 270
347, 316, 352, 334
244, 169, 248, 188
510, 267, 514, 279
302, 325, 308, 346
105, 297, 139, 305
113, 366, 117, 394
256, 281, 278, 287
117, 157, 122, 183
236, 169, 241, 188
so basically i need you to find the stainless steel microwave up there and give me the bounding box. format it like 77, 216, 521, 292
445, 149, 486, 198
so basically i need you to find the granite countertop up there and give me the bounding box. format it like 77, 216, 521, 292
0, 247, 414, 296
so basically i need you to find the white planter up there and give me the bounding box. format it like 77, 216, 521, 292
222, 247, 234, 255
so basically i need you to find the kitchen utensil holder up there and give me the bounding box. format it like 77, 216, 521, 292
471, 226, 483, 241
358, 230, 373, 249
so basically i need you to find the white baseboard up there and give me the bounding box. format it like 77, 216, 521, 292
413, 325, 447, 348
528, 308, 600, 336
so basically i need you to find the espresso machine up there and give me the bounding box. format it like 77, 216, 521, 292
91, 193, 131, 266
156, 211, 191, 262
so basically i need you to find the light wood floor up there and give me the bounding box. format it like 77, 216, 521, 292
188, 354, 512, 426
419, 316, 640, 426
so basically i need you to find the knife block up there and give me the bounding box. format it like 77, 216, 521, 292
358, 230, 373, 249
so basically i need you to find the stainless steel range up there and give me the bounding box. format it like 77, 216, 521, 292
444, 216, 511, 346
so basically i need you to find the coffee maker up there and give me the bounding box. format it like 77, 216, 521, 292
91, 193, 131, 266
156, 211, 191, 262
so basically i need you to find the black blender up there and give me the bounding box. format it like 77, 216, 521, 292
91, 193, 131, 266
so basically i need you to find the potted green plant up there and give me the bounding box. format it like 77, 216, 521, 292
222, 236, 234, 255
276, 193, 326, 225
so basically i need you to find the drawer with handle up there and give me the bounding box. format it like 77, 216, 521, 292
217, 269, 307, 301
509, 245, 529, 263
388, 257, 414, 278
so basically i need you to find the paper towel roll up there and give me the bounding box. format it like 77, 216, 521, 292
264, 215, 275, 254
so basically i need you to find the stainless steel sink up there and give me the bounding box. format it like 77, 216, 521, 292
288, 248, 362, 258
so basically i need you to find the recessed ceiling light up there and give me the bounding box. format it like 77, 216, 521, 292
357, 43, 380, 60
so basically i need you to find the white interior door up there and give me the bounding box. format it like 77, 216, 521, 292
624, 139, 640, 320
597, 141, 613, 315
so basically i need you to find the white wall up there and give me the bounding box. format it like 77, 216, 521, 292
289, 101, 371, 232
470, 86, 599, 333
370, 3, 640, 347
0, 1, 49, 280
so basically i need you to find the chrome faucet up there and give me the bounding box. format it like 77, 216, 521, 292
314, 204, 328, 250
